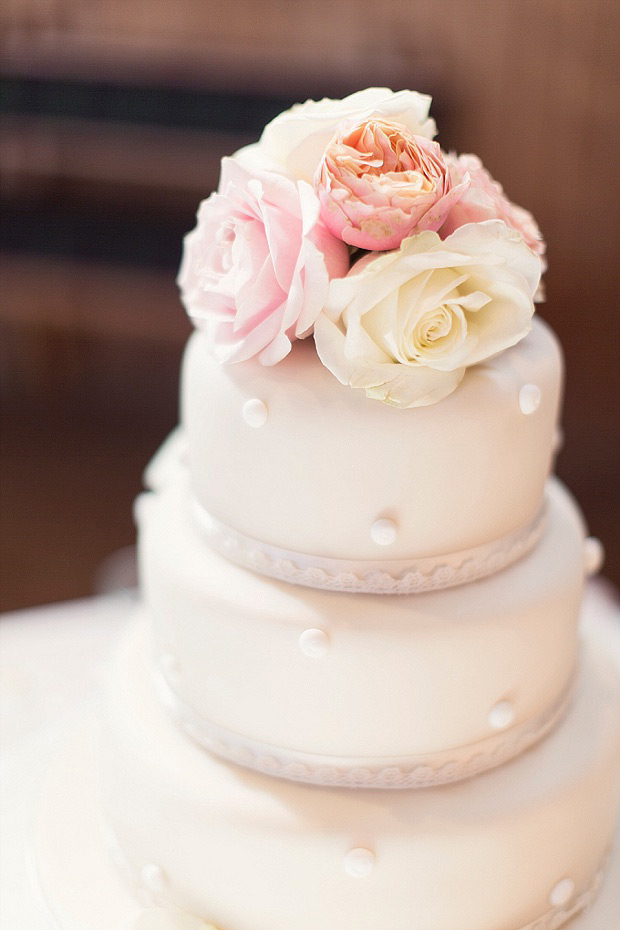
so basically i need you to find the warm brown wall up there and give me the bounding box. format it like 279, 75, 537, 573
2, 1, 619, 606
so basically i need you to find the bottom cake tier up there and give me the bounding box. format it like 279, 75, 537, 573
77, 615, 620, 930
26, 718, 619, 930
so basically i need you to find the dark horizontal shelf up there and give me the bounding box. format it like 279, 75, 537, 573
0, 74, 298, 133
1, 199, 187, 270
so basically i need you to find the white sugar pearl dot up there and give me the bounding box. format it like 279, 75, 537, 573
519, 383, 542, 415
299, 628, 329, 658
584, 536, 605, 576
140, 864, 169, 896
549, 877, 575, 906
371, 518, 397, 546
488, 700, 515, 730
243, 398, 268, 428
343, 847, 375, 878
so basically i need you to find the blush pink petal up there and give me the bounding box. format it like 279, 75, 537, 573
441, 153, 546, 264
178, 158, 349, 364
415, 175, 471, 232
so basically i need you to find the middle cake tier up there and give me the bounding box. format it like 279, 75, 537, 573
138, 474, 588, 787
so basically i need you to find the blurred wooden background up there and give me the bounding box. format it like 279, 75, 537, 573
1, 0, 619, 610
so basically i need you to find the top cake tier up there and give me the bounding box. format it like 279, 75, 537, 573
182, 315, 562, 567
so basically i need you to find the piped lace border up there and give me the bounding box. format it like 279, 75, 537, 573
152, 667, 575, 789
519, 850, 610, 930
190, 497, 547, 594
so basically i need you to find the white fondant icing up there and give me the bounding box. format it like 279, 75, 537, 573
140, 477, 584, 761
151, 661, 573, 787
549, 877, 575, 906
30, 703, 620, 930
133, 492, 154, 529
190, 494, 548, 594
140, 864, 169, 897
242, 398, 268, 428
584, 537, 605, 577
120, 855, 612, 930
142, 426, 188, 492
182, 317, 563, 561
370, 518, 397, 546
519, 383, 542, 414
28, 261, 614, 930
159, 653, 181, 685
102, 622, 620, 930
553, 424, 564, 454
129, 907, 215, 929
488, 700, 516, 730
343, 847, 375, 878
520, 861, 607, 930
299, 629, 329, 658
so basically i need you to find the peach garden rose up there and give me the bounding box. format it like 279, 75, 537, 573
234, 87, 437, 184
314, 118, 470, 250
177, 157, 349, 365
313, 220, 541, 408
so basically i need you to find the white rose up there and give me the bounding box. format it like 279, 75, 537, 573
235, 87, 436, 184
313, 220, 541, 408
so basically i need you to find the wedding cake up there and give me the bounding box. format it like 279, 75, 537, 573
28, 88, 620, 929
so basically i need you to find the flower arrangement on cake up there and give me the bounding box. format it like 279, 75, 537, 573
178, 87, 546, 408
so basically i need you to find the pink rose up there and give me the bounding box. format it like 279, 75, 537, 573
314, 118, 469, 251
177, 158, 349, 365
441, 153, 546, 267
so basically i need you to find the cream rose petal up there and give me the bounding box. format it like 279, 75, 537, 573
344, 291, 397, 365
315, 312, 465, 407
326, 240, 442, 323
365, 362, 465, 407
460, 282, 533, 366
314, 220, 539, 408
443, 220, 541, 299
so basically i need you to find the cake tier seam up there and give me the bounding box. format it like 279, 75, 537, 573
189, 495, 548, 594
151, 666, 575, 788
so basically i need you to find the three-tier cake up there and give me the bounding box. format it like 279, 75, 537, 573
27, 88, 620, 929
